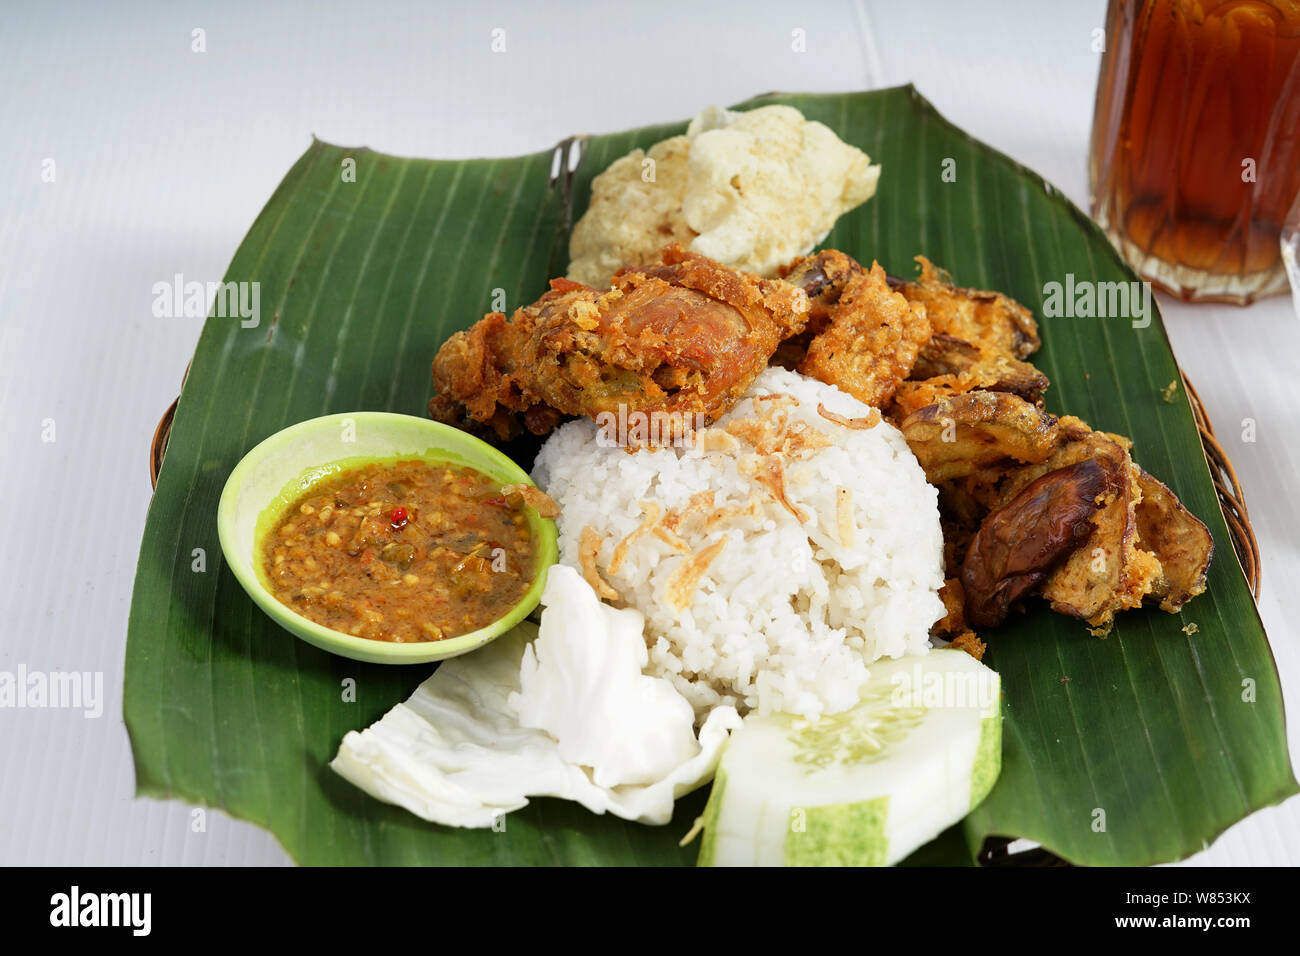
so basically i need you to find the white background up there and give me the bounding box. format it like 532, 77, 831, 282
1, 0, 1296, 865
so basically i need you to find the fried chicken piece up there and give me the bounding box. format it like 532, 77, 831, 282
796, 261, 932, 408
771, 249, 865, 370
777, 251, 932, 407
429, 245, 809, 439
782, 252, 1039, 414
429, 310, 549, 439
780, 249, 866, 333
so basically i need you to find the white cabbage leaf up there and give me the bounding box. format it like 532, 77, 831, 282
330, 566, 739, 828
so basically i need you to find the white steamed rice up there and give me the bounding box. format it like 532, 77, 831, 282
532, 367, 945, 722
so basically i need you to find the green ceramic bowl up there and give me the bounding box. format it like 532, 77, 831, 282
217, 412, 557, 665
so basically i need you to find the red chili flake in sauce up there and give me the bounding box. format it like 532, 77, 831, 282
390, 507, 408, 529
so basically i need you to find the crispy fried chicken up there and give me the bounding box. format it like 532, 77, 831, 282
778, 250, 931, 407
429, 245, 809, 440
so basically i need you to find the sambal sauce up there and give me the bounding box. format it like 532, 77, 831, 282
260, 460, 536, 643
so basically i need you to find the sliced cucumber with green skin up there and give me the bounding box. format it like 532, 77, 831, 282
697, 648, 1001, 867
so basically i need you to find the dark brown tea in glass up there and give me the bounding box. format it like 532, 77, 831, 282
1090, 0, 1300, 304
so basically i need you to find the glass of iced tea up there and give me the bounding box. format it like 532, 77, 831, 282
1089, 0, 1300, 304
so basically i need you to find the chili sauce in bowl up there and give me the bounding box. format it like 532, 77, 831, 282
218, 413, 557, 665
261, 460, 535, 644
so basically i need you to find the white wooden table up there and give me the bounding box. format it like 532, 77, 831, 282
1, 0, 1295, 865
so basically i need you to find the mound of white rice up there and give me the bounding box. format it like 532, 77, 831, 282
532, 367, 945, 722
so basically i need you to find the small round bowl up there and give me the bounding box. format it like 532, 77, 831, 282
217, 412, 557, 665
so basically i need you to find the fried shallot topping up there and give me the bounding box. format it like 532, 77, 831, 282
608, 501, 663, 576
680, 491, 717, 523
741, 454, 807, 522
652, 524, 691, 552
753, 392, 799, 407
725, 414, 831, 458
704, 496, 764, 531
836, 487, 855, 550
665, 538, 728, 612
695, 429, 741, 453
816, 402, 880, 430
579, 526, 619, 602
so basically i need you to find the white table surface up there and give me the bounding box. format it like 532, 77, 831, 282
2, 0, 1296, 866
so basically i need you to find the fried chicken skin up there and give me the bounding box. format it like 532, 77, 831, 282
429, 245, 809, 439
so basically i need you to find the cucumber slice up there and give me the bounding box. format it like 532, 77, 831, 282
696, 648, 1001, 866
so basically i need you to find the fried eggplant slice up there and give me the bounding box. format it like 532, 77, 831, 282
1134, 467, 1214, 612
999, 432, 1162, 630
909, 332, 980, 378
896, 256, 1040, 360
898, 391, 1061, 484
889, 375, 970, 421
961, 458, 1116, 628
796, 261, 932, 408
910, 333, 1050, 404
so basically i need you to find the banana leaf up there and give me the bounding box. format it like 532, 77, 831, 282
125, 85, 1296, 865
